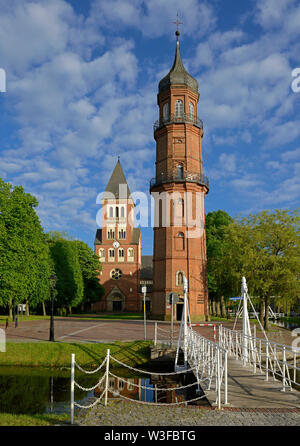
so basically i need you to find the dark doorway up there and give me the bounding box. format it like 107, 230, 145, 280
113, 301, 122, 312
176, 303, 183, 321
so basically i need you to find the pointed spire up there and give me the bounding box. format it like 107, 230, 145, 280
158, 33, 198, 94
104, 159, 131, 199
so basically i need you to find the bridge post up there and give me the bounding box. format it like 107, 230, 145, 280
265, 342, 269, 382
104, 349, 110, 406
183, 276, 188, 367
224, 350, 228, 405
70, 353, 75, 425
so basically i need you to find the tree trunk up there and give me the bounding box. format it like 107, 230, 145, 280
264, 296, 270, 331
9, 302, 12, 319
42, 302, 47, 316
259, 299, 264, 326
220, 296, 226, 318
206, 300, 211, 322
216, 300, 221, 317
68, 305, 72, 315
212, 300, 216, 317
26, 300, 30, 317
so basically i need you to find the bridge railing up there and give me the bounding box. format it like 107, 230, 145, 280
219, 326, 300, 391
184, 325, 228, 408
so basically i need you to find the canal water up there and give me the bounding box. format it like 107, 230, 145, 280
272, 319, 300, 331
0, 366, 209, 416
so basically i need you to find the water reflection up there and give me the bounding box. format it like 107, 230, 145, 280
94, 373, 208, 406
0, 367, 209, 416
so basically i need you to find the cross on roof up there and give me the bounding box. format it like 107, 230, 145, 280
173, 12, 183, 38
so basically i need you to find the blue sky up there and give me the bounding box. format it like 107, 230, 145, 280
0, 0, 299, 255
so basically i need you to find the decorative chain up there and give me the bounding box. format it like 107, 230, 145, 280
115, 392, 207, 406
74, 389, 106, 409
74, 374, 106, 392
75, 357, 107, 374
108, 371, 204, 391
109, 355, 198, 375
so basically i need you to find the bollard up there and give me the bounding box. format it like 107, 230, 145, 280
104, 349, 110, 406
281, 346, 286, 392
5, 318, 8, 329
15, 317, 18, 328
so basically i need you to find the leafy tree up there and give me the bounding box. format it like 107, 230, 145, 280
206, 210, 233, 317
48, 235, 84, 314
220, 209, 300, 330
0, 179, 51, 316
73, 240, 105, 312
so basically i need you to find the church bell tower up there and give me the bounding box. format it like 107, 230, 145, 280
150, 30, 209, 322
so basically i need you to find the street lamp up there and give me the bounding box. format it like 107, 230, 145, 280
49, 274, 57, 342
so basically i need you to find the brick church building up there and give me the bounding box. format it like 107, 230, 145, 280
93, 159, 153, 313
94, 31, 209, 321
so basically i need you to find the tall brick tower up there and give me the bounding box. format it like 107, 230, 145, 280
150, 31, 209, 322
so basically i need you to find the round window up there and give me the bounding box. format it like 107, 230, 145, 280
110, 269, 123, 280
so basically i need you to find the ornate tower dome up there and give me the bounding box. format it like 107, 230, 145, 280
158, 32, 199, 94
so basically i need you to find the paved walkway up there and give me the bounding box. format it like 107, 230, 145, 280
205, 357, 300, 409
76, 400, 300, 426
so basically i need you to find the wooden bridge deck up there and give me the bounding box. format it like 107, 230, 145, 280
205, 357, 300, 409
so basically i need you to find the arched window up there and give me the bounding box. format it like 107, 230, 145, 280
163, 103, 169, 121
99, 248, 105, 261
118, 229, 126, 239
175, 100, 183, 116
109, 207, 113, 218
118, 248, 124, 261
127, 248, 134, 262
176, 271, 185, 286
120, 206, 125, 218
107, 229, 115, 240
177, 164, 184, 179
189, 102, 194, 118
115, 206, 119, 218
175, 232, 185, 251
108, 249, 115, 261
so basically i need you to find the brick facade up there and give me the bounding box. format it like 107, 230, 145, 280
151, 37, 209, 322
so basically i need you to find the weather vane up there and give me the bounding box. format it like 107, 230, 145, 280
173, 12, 183, 40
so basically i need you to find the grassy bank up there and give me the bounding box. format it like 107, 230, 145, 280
0, 341, 151, 368
0, 413, 69, 426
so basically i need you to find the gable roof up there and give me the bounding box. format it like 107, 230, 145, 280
104, 159, 131, 199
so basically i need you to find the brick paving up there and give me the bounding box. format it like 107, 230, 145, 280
76, 400, 300, 426
1, 317, 297, 347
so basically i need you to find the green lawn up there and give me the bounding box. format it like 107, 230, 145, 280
0, 413, 69, 426
0, 341, 151, 369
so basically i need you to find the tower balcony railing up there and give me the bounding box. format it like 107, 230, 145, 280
153, 113, 203, 133
150, 170, 209, 190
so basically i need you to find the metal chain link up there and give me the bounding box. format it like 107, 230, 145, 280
74, 389, 106, 409
114, 392, 207, 406
74, 374, 106, 392
108, 371, 204, 391
109, 355, 197, 375
75, 357, 107, 374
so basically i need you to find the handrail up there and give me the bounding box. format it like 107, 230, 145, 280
150, 170, 209, 190
154, 113, 203, 132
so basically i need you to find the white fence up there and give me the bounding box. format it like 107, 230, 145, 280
219, 326, 300, 391
184, 325, 228, 409
70, 348, 209, 424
